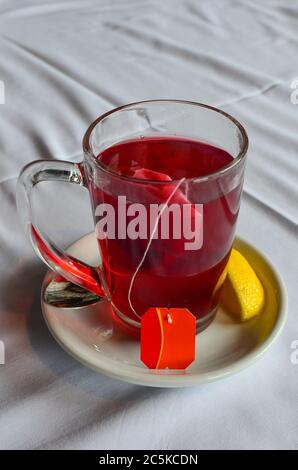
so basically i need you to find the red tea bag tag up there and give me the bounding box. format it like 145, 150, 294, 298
140, 308, 196, 369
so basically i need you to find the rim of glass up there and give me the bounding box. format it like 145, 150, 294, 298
82, 99, 248, 185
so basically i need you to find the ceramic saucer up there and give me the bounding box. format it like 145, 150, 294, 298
41, 233, 287, 387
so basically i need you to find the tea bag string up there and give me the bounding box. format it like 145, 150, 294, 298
128, 177, 186, 320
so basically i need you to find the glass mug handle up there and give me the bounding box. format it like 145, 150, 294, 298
17, 160, 104, 297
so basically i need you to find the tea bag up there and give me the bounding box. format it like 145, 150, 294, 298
128, 168, 202, 318
132, 167, 202, 267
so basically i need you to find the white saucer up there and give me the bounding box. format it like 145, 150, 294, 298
41, 233, 287, 387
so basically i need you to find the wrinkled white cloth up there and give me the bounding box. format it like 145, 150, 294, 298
0, 0, 297, 450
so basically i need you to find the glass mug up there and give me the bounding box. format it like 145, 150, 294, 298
17, 100, 248, 336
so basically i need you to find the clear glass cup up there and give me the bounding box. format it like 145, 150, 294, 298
17, 100, 248, 336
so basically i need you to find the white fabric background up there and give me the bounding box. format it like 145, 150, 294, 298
0, 0, 297, 450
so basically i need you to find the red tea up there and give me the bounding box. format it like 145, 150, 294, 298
90, 136, 241, 331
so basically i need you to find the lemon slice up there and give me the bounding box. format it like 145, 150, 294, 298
221, 248, 265, 321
